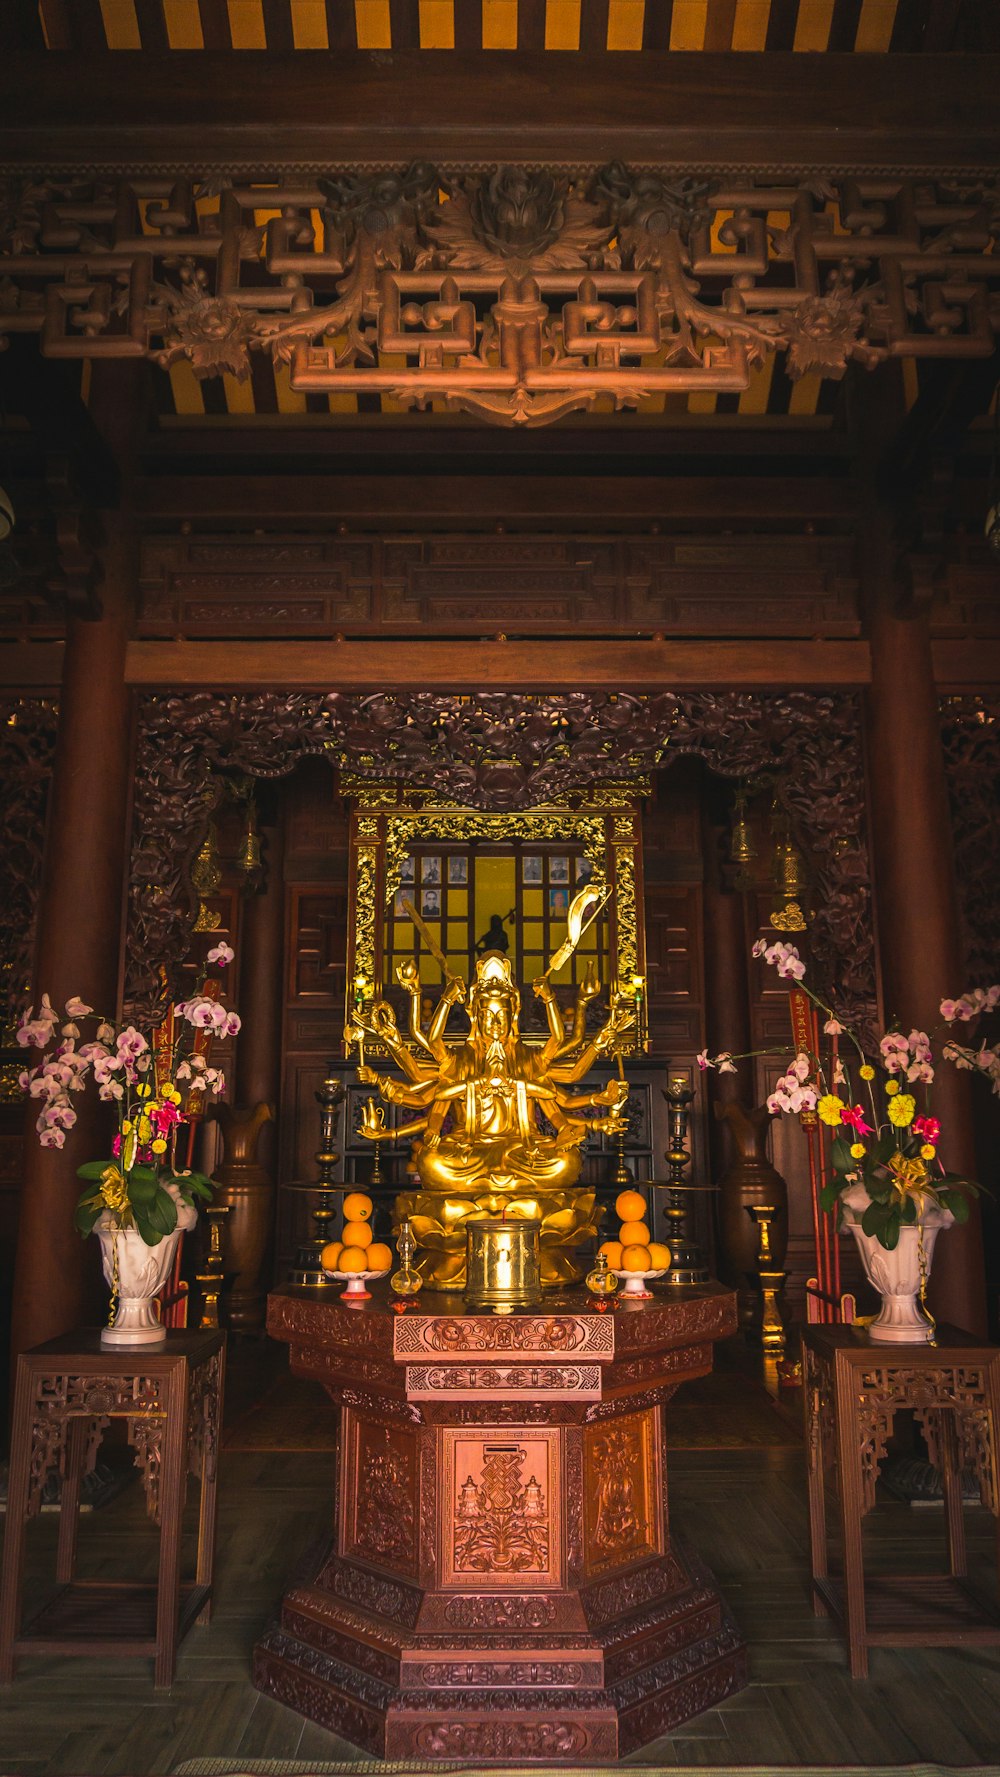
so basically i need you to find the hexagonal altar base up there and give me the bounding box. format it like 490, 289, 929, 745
255, 1284, 747, 1762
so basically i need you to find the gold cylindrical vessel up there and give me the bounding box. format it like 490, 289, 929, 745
464, 1217, 542, 1310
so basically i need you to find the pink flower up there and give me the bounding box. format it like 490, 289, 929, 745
174, 1060, 192, 1080
96, 1020, 116, 1044
181, 996, 224, 1030
790, 1051, 812, 1083
751, 939, 768, 959
116, 1026, 149, 1059
823, 1016, 844, 1035
60, 1022, 80, 1040
696, 1050, 709, 1070
39, 1127, 65, 1148
206, 941, 235, 967
17, 1016, 54, 1049
841, 1104, 874, 1135
64, 997, 93, 1019
906, 1059, 935, 1084
716, 1054, 737, 1074
98, 1080, 124, 1102
223, 1011, 242, 1037
913, 1115, 940, 1143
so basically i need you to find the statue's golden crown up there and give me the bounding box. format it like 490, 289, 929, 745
470, 952, 520, 1009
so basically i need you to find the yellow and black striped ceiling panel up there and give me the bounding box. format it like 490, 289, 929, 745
36, 0, 1000, 53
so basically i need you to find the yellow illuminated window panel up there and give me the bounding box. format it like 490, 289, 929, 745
168, 361, 206, 414
855, 0, 896, 51
731, 0, 768, 49
793, 0, 835, 50
223, 373, 255, 414
545, 0, 580, 49
482, 0, 517, 46
669, 0, 708, 48
99, 0, 141, 48
162, 0, 203, 45
291, 0, 329, 45
354, 0, 392, 45
606, 0, 644, 49
419, 0, 454, 46
227, 0, 266, 47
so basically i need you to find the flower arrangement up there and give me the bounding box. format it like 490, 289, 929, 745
17, 942, 239, 1248
698, 939, 999, 1251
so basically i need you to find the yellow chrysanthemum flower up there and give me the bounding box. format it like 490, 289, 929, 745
888, 1093, 916, 1127
151, 1137, 167, 1156
817, 1094, 845, 1126
920, 1143, 937, 1160
137, 1115, 152, 1143
850, 1142, 867, 1160
859, 1064, 875, 1080
122, 1117, 133, 1133
136, 1083, 152, 1100
885, 1079, 900, 1095
163, 1085, 182, 1104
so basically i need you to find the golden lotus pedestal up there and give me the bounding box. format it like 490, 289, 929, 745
255, 1283, 747, 1761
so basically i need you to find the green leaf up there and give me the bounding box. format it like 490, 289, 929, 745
900, 1194, 917, 1223
819, 1180, 841, 1212
831, 1135, 854, 1172
144, 1187, 179, 1237
128, 1173, 158, 1204
938, 1189, 971, 1224
76, 1159, 115, 1181
129, 1163, 159, 1184
881, 1216, 901, 1251
133, 1212, 164, 1247
861, 1199, 892, 1238
73, 1200, 103, 1236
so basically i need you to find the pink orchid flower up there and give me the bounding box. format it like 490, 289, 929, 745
206, 941, 235, 967
64, 997, 93, 1019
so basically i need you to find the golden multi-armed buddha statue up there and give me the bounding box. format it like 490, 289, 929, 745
345, 891, 635, 1289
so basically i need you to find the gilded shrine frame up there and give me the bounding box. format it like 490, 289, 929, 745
346, 791, 646, 1054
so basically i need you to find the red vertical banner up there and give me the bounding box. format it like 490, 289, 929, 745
788, 988, 838, 1322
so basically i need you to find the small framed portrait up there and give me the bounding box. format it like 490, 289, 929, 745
420, 855, 441, 884
522, 854, 542, 883
421, 887, 442, 918
549, 886, 569, 917
575, 854, 593, 883
399, 854, 415, 883
447, 855, 469, 885
393, 890, 412, 918
549, 855, 569, 884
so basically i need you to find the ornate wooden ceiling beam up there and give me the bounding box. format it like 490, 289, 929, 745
1, 52, 997, 172
124, 637, 871, 689
3, 152, 998, 427
133, 472, 854, 525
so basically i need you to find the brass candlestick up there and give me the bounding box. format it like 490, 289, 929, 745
288, 1065, 344, 1287
196, 1204, 230, 1330
746, 1204, 787, 1356
660, 1072, 709, 1285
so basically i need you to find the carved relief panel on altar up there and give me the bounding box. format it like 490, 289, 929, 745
583, 1411, 661, 1578
441, 1428, 562, 1590
341, 1413, 420, 1579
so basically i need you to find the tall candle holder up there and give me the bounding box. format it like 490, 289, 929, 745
288, 1064, 345, 1287
658, 1072, 709, 1285
746, 1204, 787, 1356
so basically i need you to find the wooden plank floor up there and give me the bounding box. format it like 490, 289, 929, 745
3, 1377, 1000, 1772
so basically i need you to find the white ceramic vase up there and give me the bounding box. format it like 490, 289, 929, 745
840, 1180, 953, 1344
95, 1185, 198, 1345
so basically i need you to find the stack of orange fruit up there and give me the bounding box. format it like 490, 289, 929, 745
597, 1188, 671, 1276
321, 1191, 394, 1277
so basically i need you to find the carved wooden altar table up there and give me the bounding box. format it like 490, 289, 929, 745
256, 1283, 745, 1761
802, 1323, 1000, 1678
0, 1328, 226, 1690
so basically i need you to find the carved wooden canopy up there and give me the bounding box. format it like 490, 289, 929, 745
2, 162, 999, 427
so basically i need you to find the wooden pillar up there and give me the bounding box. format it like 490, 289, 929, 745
10, 364, 142, 1361
863, 513, 987, 1337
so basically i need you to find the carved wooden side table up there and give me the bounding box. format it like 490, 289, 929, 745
0, 1328, 225, 1690
255, 1282, 746, 1762
802, 1323, 1000, 1678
